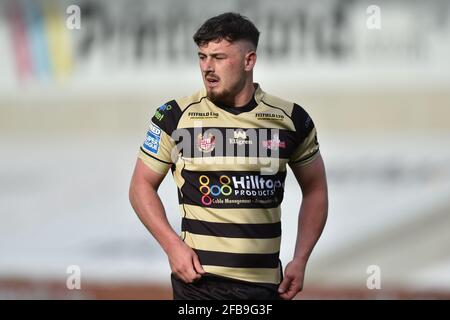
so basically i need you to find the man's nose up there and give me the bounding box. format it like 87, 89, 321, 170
203, 57, 214, 73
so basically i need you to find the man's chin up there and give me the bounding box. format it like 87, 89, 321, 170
206, 89, 226, 104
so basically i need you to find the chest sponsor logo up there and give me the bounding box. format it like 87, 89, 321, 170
188, 111, 219, 119
255, 113, 284, 121
198, 174, 284, 206
229, 129, 253, 145
262, 133, 286, 150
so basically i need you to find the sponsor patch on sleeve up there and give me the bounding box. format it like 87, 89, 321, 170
143, 122, 162, 154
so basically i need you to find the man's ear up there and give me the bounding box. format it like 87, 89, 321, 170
244, 51, 257, 71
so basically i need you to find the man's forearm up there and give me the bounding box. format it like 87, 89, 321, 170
129, 179, 181, 254
292, 189, 328, 264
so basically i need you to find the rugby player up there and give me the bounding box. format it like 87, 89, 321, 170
129, 12, 328, 300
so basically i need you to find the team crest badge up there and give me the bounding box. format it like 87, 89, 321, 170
196, 133, 216, 153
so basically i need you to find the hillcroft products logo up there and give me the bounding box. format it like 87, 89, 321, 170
199, 175, 232, 206
198, 173, 284, 206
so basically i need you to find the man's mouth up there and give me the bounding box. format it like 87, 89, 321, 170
206, 76, 220, 87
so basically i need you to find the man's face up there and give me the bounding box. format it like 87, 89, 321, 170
198, 39, 252, 104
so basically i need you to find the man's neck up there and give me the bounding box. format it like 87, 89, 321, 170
229, 80, 256, 107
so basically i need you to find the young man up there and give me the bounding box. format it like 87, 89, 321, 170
129, 12, 328, 300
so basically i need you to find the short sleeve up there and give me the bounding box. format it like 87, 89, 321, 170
138, 100, 181, 174
288, 104, 320, 167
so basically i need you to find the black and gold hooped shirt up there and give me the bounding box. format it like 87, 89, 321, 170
138, 84, 319, 285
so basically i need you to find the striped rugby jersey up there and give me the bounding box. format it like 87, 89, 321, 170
138, 84, 319, 285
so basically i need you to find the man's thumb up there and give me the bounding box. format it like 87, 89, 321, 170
278, 276, 291, 293
193, 254, 205, 274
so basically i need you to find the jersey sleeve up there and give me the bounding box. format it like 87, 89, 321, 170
138, 100, 181, 175
288, 103, 320, 167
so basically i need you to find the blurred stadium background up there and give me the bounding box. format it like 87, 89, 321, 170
1, 0, 450, 299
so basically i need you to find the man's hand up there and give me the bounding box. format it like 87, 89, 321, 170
279, 154, 328, 300
278, 259, 306, 300
168, 239, 206, 283
129, 159, 206, 284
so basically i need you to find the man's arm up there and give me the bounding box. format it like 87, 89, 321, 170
129, 158, 205, 283
278, 152, 328, 299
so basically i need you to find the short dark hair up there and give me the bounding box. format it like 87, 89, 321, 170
193, 12, 260, 49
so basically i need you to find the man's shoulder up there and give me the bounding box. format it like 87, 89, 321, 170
259, 89, 314, 133
173, 89, 207, 111
152, 89, 206, 133
259, 90, 298, 118
261, 92, 309, 121
157, 89, 206, 114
